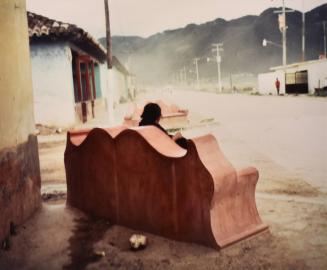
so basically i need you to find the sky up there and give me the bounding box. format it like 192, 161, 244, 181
26, 0, 326, 38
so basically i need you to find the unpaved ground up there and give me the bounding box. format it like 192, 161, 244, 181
1, 91, 326, 269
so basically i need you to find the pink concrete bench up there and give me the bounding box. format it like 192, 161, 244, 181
64, 126, 268, 249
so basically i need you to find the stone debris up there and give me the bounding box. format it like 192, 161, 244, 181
93, 250, 106, 258
129, 234, 147, 251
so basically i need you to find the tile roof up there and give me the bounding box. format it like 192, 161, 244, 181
27, 12, 107, 63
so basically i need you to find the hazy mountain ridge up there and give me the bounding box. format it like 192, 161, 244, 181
99, 4, 327, 84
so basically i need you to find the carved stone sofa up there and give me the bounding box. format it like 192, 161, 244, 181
64, 126, 268, 249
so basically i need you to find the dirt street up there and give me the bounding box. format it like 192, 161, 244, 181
0, 91, 326, 269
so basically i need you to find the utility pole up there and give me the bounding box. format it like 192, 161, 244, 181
212, 43, 223, 93
282, 0, 286, 67
193, 58, 200, 88
104, 0, 113, 125
324, 21, 327, 57
274, 0, 294, 67
104, 0, 112, 69
301, 0, 305, 61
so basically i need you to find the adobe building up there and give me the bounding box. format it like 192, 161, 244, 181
28, 12, 108, 127
0, 0, 41, 243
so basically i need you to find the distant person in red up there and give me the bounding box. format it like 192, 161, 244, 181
275, 78, 280, 95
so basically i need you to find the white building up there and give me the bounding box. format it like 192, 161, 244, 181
108, 56, 133, 106
28, 12, 109, 127
258, 59, 327, 95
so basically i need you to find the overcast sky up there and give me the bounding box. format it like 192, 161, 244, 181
26, 0, 326, 38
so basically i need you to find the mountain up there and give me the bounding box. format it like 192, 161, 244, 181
99, 4, 327, 84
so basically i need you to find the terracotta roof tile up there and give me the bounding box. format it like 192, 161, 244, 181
27, 11, 107, 63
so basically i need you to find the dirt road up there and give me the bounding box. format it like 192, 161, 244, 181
1, 91, 326, 269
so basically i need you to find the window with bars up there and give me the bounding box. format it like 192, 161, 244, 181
72, 54, 97, 103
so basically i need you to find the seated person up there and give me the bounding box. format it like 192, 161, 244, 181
139, 103, 188, 149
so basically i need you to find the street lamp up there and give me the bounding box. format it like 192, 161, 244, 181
262, 38, 267, 47
262, 38, 282, 48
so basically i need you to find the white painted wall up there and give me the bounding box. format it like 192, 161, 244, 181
307, 61, 327, 92
99, 64, 108, 100
108, 67, 129, 105
30, 42, 76, 127
258, 70, 285, 95
98, 64, 114, 125
258, 60, 327, 95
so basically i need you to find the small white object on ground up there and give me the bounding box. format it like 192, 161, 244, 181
94, 250, 106, 257
129, 234, 147, 250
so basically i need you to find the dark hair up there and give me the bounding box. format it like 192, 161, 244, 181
140, 103, 161, 125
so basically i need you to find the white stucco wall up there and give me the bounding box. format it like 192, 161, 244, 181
307, 60, 327, 92
258, 60, 327, 95
108, 67, 129, 105
99, 64, 115, 125
258, 70, 285, 95
99, 64, 108, 99
30, 42, 76, 127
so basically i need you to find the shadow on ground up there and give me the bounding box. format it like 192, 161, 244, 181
63, 216, 110, 270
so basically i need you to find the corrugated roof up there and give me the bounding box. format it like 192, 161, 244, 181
270, 58, 327, 71
27, 12, 107, 63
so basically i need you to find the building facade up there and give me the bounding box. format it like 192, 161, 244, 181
258, 59, 327, 95
28, 12, 109, 127
108, 56, 133, 106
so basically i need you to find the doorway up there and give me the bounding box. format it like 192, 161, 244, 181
285, 70, 308, 94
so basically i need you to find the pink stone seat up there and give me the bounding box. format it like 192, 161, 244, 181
64, 126, 268, 249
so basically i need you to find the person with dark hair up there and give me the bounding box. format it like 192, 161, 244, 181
139, 102, 188, 149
